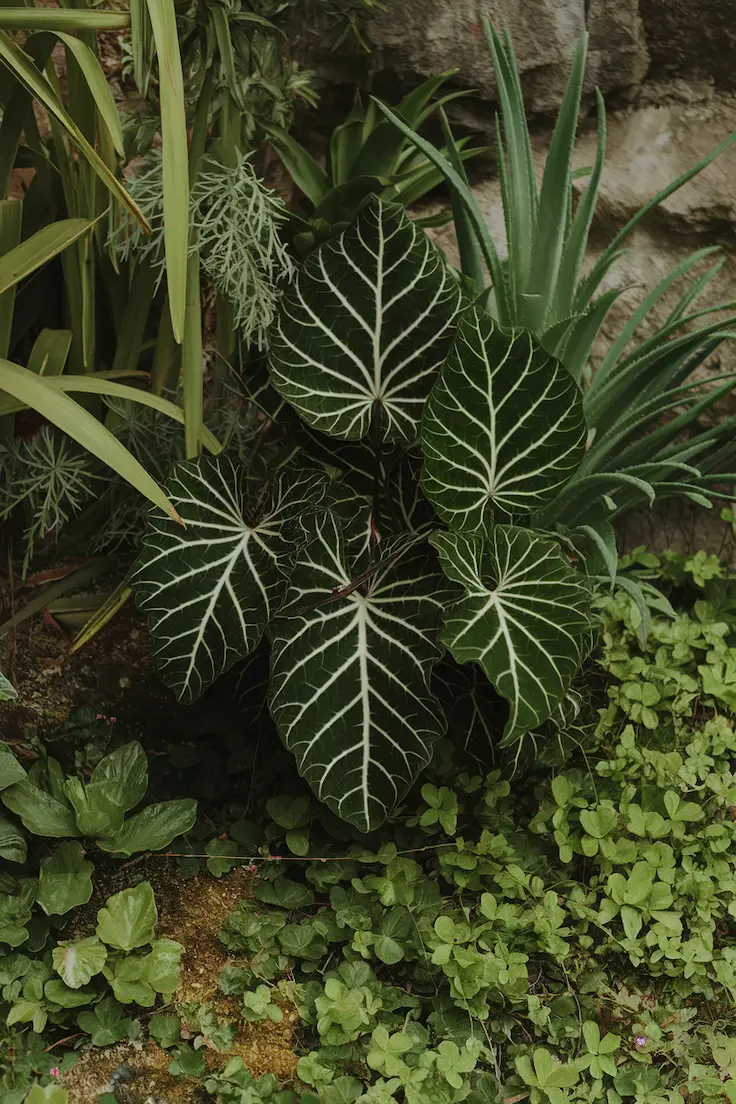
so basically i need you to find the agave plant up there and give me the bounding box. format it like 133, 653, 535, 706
268, 74, 487, 252
376, 21, 736, 539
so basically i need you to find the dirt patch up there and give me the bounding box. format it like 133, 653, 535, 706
61, 861, 300, 1103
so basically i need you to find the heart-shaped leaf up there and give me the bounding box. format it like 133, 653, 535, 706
37, 841, 94, 916
52, 935, 107, 988
421, 308, 586, 533
269, 196, 461, 444
132, 456, 325, 703
430, 526, 591, 740
270, 511, 451, 831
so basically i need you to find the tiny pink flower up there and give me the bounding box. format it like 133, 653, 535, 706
110, 717, 117, 724
95, 714, 103, 720
634, 1035, 648, 1050
49, 1067, 60, 1078
249, 864, 258, 873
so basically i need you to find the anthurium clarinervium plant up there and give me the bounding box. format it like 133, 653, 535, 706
132, 196, 606, 831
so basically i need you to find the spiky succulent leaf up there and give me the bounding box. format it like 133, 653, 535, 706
421, 308, 586, 532
430, 526, 591, 740
269, 511, 451, 831
131, 457, 325, 703
269, 196, 462, 443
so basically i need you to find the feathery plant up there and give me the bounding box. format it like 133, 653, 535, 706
110, 150, 295, 348
0, 429, 100, 571
375, 20, 736, 539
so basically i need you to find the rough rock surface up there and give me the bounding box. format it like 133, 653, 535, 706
306, 1, 736, 556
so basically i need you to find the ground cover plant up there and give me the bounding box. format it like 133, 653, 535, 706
3, 551, 736, 1104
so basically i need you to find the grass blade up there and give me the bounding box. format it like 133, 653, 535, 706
145, 0, 188, 342
71, 580, 132, 653
183, 246, 203, 458
0, 10, 129, 29
266, 126, 329, 207
27, 328, 72, 376
0, 197, 21, 358
0, 360, 180, 520
57, 31, 124, 155
0, 32, 147, 229
0, 216, 95, 295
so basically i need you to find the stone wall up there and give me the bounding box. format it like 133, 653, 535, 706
307, 0, 736, 557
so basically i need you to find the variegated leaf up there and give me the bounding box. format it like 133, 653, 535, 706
430, 526, 591, 740
269, 196, 462, 444
269, 512, 451, 831
421, 307, 586, 532
131, 457, 325, 703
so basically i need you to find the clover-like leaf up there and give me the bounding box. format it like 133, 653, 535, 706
132, 457, 325, 703
270, 511, 451, 831
430, 526, 591, 740
269, 196, 461, 444
421, 308, 585, 533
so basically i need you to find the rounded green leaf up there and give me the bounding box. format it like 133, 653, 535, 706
52, 935, 107, 988
430, 526, 591, 740
421, 308, 586, 532
37, 841, 93, 915
1, 780, 78, 837
96, 881, 157, 950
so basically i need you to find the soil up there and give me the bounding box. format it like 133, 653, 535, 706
60, 861, 301, 1104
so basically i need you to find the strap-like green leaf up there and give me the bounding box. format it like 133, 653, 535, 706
421, 307, 586, 533
131, 457, 326, 703
270, 513, 451, 831
269, 197, 461, 444
430, 526, 591, 740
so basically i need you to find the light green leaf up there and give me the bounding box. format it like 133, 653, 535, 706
143, 937, 183, 995
131, 457, 325, 702
421, 307, 585, 532
96, 799, 197, 857
0, 31, 146, 229
63, 778, 125, 839
0, 218, 94, 296
430, 526, 591, 740
37, 841, 93, 915
0, 359, 180, 522
145, 0, 188, 341
91, 742, 148, 813
1, 780, 78, 837
0, 744, 25, 788
25, 1085, 68, 1104
44, 978, 99, 1008
269, 197, 461, 444
96, 881, 157, 950
270, 512, 451, 831
52, 935, 107, 988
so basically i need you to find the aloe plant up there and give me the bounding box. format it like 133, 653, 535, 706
375, 21, 736, 530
